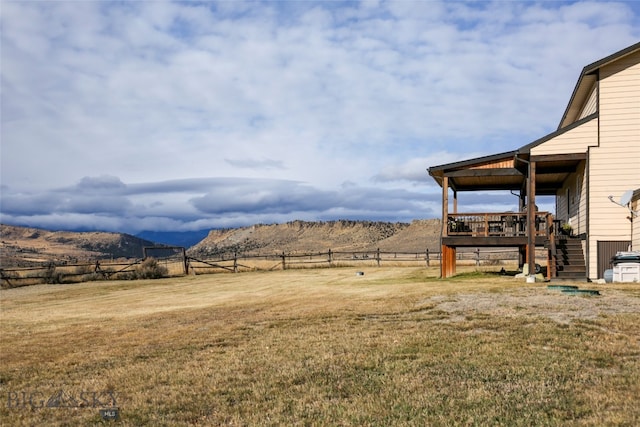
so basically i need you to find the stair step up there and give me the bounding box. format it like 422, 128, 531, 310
556, 265, 586, 269
557, 267, 587, 273
556, 257, 584, 264
557, 265, 585, 270
556, 270, 587, 275
556, 259, 585, 265
551, 237, 586, 280
553, 276, 587, 281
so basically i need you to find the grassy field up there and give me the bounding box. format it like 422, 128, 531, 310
1, 267, 639, 426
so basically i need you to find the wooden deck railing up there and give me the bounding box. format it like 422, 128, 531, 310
446, 212, 552, 238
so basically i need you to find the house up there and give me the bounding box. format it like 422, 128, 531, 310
428, 41, 640, 280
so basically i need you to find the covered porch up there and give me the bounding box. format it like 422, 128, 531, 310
429, 150, 585, 279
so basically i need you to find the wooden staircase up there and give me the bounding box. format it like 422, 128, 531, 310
553, 237, 587, 280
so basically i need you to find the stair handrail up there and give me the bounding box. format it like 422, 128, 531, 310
547, 214, 557, 279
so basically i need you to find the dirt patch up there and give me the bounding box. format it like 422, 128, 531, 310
421, 286, 640, 324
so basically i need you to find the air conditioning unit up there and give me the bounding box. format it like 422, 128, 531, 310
612, 251, 640, 283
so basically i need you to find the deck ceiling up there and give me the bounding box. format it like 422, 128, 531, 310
442, 168, 524, 192
429, 154, 585, 195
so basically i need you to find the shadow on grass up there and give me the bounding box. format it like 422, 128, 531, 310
447, 270, 521, 280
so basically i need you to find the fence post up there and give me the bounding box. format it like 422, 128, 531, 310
182, 248, 188, 275
426, 249, 430, 267
94, 260, 107, 279
281, 252, 286, 270
328, 249, 333, 267
233, 251, 238, 273
377, 248, 380, 267
0, 269, 10, 287
475, 248, 480, 267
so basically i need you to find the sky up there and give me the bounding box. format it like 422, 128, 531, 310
1, 0, 639, 234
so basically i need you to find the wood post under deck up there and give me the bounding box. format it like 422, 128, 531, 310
526, 161, 536, 277
441, 244, 456, 278
440, 176, 461, 278
440, 176, 450, 278
442, 177, 449, 238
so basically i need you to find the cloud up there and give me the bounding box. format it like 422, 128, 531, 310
373, 151, 487, 183
75, 175, 127, 192
0, 172, 557, 233
0, 175, 441, 233
1, 180, 133, 217
225, 157, 286, 170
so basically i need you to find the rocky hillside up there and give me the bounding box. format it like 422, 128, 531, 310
1, 220, 443, 267
0, 224, 156, 267
188, 219, 442, 258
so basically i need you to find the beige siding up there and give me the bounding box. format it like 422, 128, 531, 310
555, 161, 587, 236
578, 85, 598, 119
530, 117, 598, 156
587, 50, 640, 278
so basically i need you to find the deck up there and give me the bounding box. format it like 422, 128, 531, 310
443, 212, 554, 247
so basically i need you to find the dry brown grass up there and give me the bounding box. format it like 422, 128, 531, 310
1, 267, 639, 426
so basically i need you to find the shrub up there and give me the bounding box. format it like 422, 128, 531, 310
43, 264, 66, 284
74, 265, 94, 275
136, 258, 168, 279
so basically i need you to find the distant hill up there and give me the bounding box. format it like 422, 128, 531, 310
188, 219, 442, 258
1, 220, 443, 267
0, 224, 157, 267
136, 230, 210, 248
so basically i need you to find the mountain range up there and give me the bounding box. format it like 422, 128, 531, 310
135, 230, 211, 248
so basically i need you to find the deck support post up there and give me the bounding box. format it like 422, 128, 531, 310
442, 176, 449, 238
453, 189, 458, 214
440, 176, 454, 278
527, 161, 537, 280
441, 244, 456, 278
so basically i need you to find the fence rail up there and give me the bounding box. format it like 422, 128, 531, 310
1, 247, 539, 288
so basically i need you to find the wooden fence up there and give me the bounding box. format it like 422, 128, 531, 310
1, 248, 536, 288
0, 259, 144, 288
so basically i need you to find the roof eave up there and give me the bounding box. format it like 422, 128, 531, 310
558, 41, 640, 129
427, 150, 517, 175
